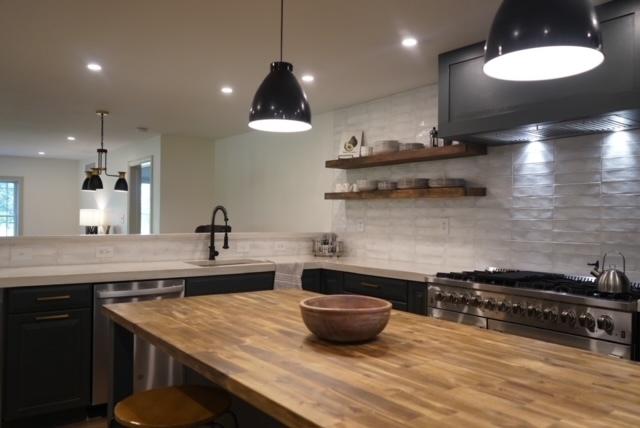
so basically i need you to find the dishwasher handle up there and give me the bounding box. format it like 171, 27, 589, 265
96, 284, 184, 300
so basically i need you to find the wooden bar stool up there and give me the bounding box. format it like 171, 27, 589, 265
114, 385, 237, 428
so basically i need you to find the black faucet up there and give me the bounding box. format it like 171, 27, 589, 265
209, 205, 230, 260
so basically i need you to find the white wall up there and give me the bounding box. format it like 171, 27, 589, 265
0, 156, 80, 235
330, 84, 640, 280
212, 113, 334, 232
160, 134, 215, 233
79, 135, 161, 233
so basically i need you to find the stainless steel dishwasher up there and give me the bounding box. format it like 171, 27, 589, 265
92, 279, 185, 405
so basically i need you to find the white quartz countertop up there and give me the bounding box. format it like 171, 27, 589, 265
0, 257, 435, 288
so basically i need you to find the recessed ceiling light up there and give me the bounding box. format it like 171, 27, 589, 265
37, 151, 45, 156
402, 37, 418, 48
87, 62, 102, 72
221, 86, 233, 94
67, 136, 76, 141
301, 74, 314, 83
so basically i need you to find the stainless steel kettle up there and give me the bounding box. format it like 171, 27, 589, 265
592, 252, 631, 294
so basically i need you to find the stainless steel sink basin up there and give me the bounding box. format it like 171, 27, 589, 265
185, 259, 264, 267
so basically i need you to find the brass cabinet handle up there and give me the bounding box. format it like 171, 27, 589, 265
36, 295, 71, 302
360, 282, 381, 289
34, 314, 70, 321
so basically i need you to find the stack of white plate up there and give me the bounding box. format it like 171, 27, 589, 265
373, 140, 400, 155
397, 178, 429, 189
429, 178, 465, 188
399, 143, 425, 151
356, 179, 379, 192
377, 181, 398, 190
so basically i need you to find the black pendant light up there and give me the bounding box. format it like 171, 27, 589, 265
248, 0, 311, 133
483, 0, 604, 81
81, 111, 128, 191
114, 171, 128, 192
81, 171, 94, 191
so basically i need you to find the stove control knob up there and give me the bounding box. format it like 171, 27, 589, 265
526, 305, 541, 318
512, 303, 522, 314
461, 294, 472, 305
443, 293, 453, 303
498, 300, 511, 312
578, 313, 595, 330
543, 308, 557, 322
560, 310, 576, 326
452, 293, 463, 304
483, 298, 496, 311
434, 291, 445, 302
471, 296, 482, 307
597, 315, 614, 333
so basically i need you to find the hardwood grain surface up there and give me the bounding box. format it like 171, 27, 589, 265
103, 290, 640, 428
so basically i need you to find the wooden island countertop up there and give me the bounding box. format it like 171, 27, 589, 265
103, 290, 640, 428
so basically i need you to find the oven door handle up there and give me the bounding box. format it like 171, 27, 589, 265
97, 284, 184, 299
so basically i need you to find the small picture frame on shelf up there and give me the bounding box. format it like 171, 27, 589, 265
338, 131, 363, 158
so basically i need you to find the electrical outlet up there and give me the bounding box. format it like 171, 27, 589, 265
275, 241, 287, 251
356, 219, 365, 232
96, 246, 114, 258
11, 247, 32, 261
440, 218, 449, 235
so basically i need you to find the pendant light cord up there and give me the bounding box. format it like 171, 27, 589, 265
100, 113, 104, 150
280, 0, 283, 61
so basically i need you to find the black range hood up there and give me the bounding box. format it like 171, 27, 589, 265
438, 0, 640, 145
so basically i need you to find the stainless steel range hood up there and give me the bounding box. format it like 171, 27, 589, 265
438, 0, 640, 145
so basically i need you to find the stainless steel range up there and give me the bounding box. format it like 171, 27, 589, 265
427, 270, 640, 360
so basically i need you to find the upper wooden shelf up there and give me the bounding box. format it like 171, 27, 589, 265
325, 143, 487, 170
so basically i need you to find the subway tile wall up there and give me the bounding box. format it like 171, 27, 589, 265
331, 84, 640, 280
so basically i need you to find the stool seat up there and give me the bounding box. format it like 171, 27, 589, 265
114, 385, 232, 428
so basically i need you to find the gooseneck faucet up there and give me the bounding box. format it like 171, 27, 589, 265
209, 205, 230, 261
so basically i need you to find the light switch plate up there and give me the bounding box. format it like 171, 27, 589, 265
96, 246, 114, 258
10, 247, 32, 261
357, 220, 365, 232
440, 218, 449, 235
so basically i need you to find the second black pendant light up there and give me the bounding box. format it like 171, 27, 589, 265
249, 0, 311, 133
483, 0, 604, 81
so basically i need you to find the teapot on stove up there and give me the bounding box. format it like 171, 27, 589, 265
589, 252, 631, 294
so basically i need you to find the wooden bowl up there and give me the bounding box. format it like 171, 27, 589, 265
299, 295, 392, 343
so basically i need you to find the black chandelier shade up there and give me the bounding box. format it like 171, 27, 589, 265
81, 171, 94, 192
89, 169, 103, 190
114, 172, 128, 192
483, 0, 604, 81
248, 61, 311, 132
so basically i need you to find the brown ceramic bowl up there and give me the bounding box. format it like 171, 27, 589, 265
299, 295, 392, 343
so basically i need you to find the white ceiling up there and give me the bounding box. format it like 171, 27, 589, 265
0, 0, 508, 160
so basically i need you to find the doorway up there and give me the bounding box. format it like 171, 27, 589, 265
128, 158, 153, 234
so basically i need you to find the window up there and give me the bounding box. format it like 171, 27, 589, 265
0, 178, 21, 237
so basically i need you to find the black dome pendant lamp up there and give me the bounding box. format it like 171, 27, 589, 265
248, 0, 311, 133
483, 0, 604, 81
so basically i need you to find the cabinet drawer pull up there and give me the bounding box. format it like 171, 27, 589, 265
36, 295, 71, 302
34, 314, 70, 321
360, 282, 381, 289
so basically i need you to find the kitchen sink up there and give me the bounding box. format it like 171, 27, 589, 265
185, 259, 265, 267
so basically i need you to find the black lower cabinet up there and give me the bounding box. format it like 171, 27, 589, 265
4, 308, 92, 421
321, 271, 427, 315
185, 271, 275, 297
301, 269, 322, 293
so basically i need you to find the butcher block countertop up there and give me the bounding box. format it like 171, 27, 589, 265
103, 290, 640, 428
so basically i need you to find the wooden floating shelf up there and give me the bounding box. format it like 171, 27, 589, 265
324, 187, 487, 200
325, 143, 487, 170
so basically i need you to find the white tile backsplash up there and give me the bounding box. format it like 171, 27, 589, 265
331, 84, 640, 280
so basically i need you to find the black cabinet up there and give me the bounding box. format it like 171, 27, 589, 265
438, 0, 640, 143
318, 271, 427, 315
322, 270, 344, 295
4, 285, 92, 421
301, 269, 322, 293
185, 272, 274, 297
